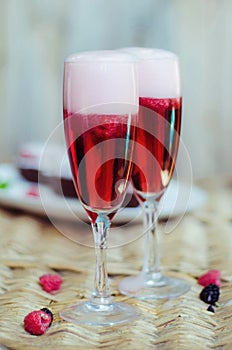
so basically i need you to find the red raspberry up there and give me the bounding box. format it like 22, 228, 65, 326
198, 269, 221, 287
24, 310, 52, 335
39, 273, 63, 293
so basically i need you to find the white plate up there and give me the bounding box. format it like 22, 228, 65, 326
0, 164, 207, 223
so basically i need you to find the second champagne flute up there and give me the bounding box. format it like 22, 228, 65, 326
119, 47, 190, 299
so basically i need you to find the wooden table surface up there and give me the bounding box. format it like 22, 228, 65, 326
0, 176, 232, 349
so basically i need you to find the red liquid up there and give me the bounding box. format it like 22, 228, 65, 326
132, 97, 181, 201
64, 111, 136, 222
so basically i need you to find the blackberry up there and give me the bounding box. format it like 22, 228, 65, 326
199, 283, 220, 305
40, 308, 53, 327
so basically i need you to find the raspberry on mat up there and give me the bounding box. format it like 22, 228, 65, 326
39, 273, 63, 293
24, 309, 52, 335
198, 269, 221, 287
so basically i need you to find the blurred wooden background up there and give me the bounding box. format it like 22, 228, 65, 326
0, 0, 231, 179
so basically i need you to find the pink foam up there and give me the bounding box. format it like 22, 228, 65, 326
64, 50, 139, 114
119, 47, 181, 98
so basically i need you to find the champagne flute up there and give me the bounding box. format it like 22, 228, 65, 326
60, 50, 140, 325
119, 47, 190, 299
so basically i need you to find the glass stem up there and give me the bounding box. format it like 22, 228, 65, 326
91, 214, 112, 305
142, 201, 162, 281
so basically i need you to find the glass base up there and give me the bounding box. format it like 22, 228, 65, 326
119, 272, 190, 300
60, 300, 140, 326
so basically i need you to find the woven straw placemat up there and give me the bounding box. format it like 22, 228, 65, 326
0, 177, 232, 349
